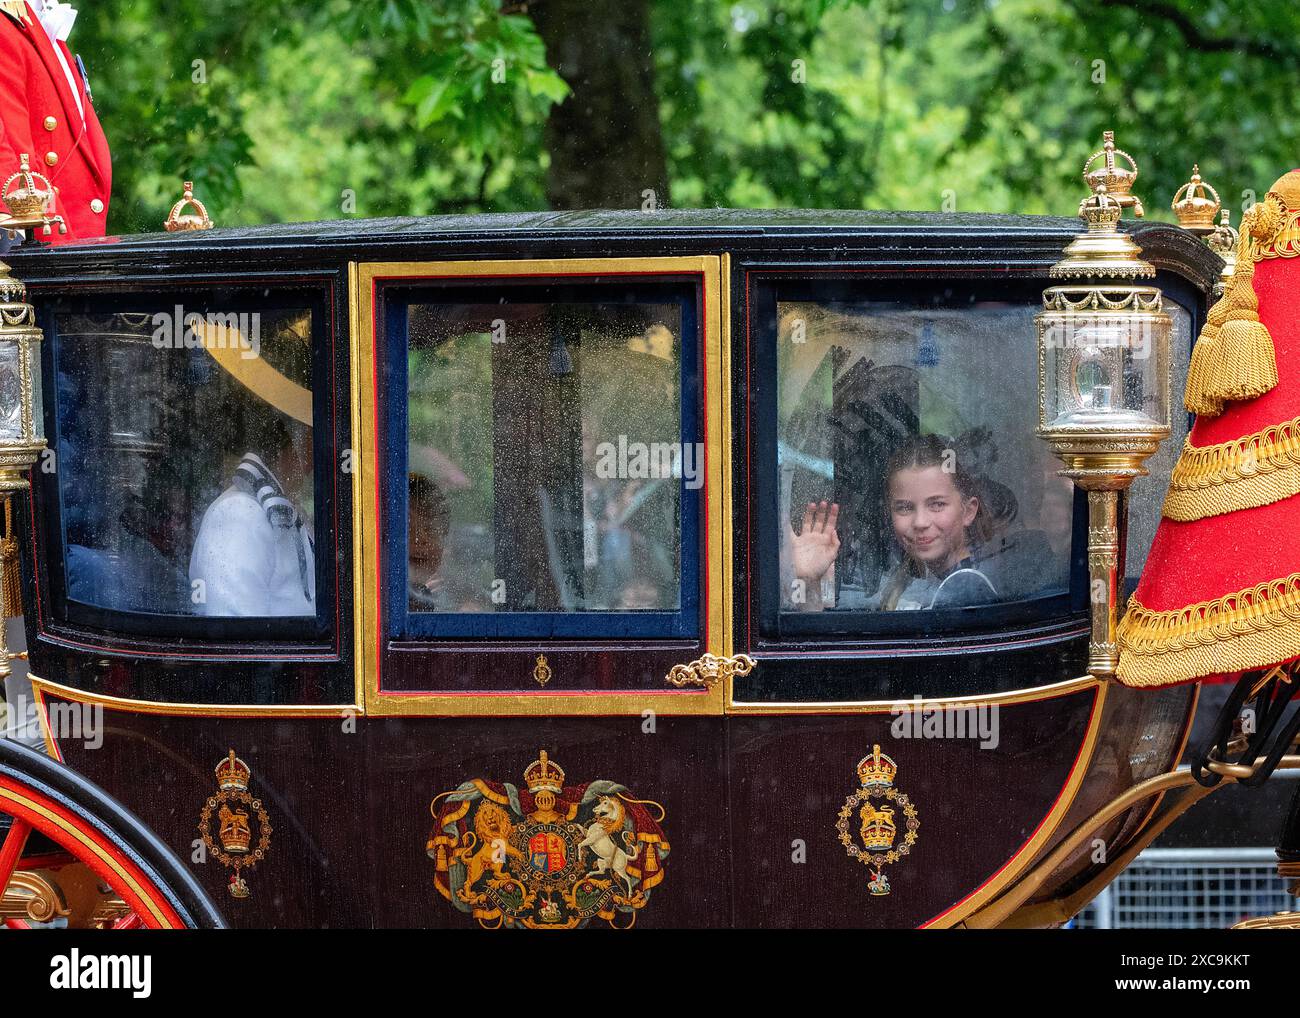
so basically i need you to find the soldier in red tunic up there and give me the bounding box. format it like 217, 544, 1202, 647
0, 1, 111, 244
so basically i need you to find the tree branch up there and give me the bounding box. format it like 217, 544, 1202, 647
1091, 0, 1300, 64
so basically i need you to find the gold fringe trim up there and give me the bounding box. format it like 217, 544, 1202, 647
1117, 572, 1300, 688
1163, 415, 1300, 521
1183, 195, 1286, 417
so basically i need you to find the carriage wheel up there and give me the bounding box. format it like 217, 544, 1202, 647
0, 738, 224, 929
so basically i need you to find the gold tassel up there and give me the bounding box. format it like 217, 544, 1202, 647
0, 496, 21, 622
1182, 204, 1282, 415
1184, 295, 1229, 416
1184, 337, 1223, 416
1204, 258, 1278, 402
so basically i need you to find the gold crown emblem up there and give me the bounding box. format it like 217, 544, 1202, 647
2, 154, 53, 219
856, 745, 897, 789
524, 749, 565, 794
1172, 165, 1221, 234
218, 803, 251, 854
215, 749, 251, 792
1082, 131, 1143, 217
859, 801, 897, 852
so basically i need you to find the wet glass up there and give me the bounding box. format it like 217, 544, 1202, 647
55, 308, 316, 617
1126, 299, 1192, 576
1040, 308, 1172, 433
777, 300, 1072, 615
406, 302, 683, 614
0, 342, 23, 440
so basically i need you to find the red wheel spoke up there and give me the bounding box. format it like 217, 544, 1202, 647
4, 918, 32, 929
0, 817, 32, 893
110, 911, 143, 930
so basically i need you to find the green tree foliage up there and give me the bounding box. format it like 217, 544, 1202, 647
653, 0, 1300, 218
64, 0, 1300, 232
73, 0, 567, 231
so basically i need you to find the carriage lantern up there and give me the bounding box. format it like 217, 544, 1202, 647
0, 260, 46, 686
1036, 131, 1172, 679
0, 261, 45, 491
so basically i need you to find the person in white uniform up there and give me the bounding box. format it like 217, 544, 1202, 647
189, 451, 315, 617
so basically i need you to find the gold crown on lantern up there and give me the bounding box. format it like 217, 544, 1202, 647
1172, 165, 1222, 234
524, 750, 565, 794
1082, 131, 1143, 217
856, 745, 897, 789
215, 749, 251, 792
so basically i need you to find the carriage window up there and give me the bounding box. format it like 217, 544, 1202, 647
777, 300, 1071, 617
404, 298, 692, 630
54, 308, 317, 619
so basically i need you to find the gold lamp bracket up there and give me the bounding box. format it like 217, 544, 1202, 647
164, 181, 214, 232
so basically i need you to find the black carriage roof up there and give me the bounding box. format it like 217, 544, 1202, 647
88, 207, 1113, 243
7, 207, 1222, 290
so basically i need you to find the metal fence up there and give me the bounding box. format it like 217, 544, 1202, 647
1072, 847, 1299, 929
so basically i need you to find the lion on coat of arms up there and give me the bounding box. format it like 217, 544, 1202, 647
452, 800, 525, 899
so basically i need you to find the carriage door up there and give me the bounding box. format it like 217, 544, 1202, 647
351, 257, 730, 715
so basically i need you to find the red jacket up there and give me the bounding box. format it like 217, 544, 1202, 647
0, 2, 111, 243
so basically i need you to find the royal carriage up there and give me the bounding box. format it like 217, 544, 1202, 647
0, 136, 1272, 930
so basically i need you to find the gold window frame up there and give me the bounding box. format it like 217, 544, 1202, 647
350, 256, 732, 716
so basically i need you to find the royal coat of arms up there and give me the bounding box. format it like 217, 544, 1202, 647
427, 750, 669, 929
836, 745, 919, 896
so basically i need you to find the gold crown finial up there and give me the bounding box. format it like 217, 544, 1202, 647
1172, 164, 1221, 234
1056, 154, 1157, 282
1, 154, 67, 238
1082, 130, 1143, 218
2, 154, 54, 221
164, 179, 214, 232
